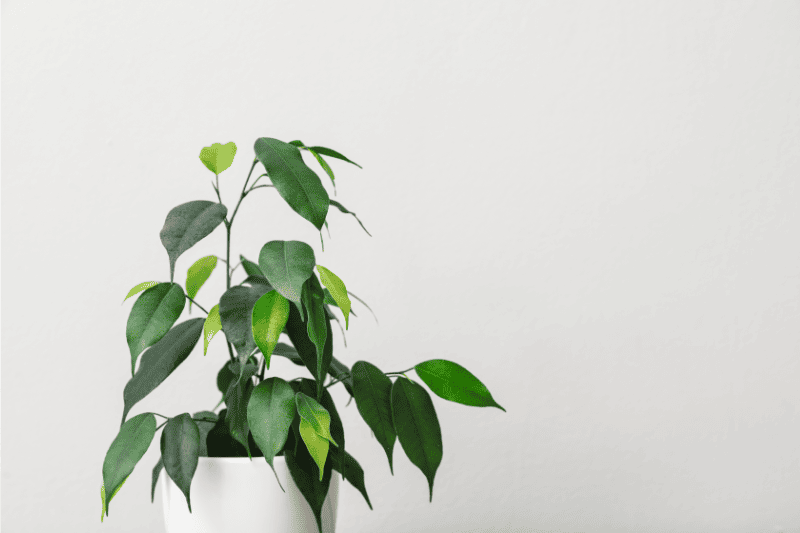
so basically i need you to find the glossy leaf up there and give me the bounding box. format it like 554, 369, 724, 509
306, 145, 362, 169
330, 447, 372, 510
160, 200, 228, 282
185, 255, 217, 313
352, 361, 396, 474
258, 240, 316, 306
247, 377, 295, 490
307, 148, 336, 189
199, 142, 237, 175
272, 342, 304, 365
205, 409, 249, 458
202, 304, 221, 355
101, 475, 129, 522
283, 297, 333, 398
122, 281, 158, 304
285, 437, 333, 533
122, 318, 204, 424
415, 359, 506, 411
126, 282, 185, 376
102, 413, 157, 516
323, 289, 357, 317
299, 418, 330, 481
301, 276, 328, 394
329, 199, 371, 237
218, 283, 272, 359
150, 458, 163, 503
295, 379, 345, 477
329, 356, 355, 398
252, 290, 290, 371
391, 377, 443, 502
316, 265, 351, 329
254, 137, 330, 230
225, 378, 254, 457
161, 413, 200, 512
295, 392, 337, 445
193, 411, 218, 457
240, 254, 264, 278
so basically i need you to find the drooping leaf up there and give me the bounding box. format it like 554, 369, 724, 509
240, 254, 264, 278
348, 289, 378, 324
272, 342, 304, 365
284, 435, 333, 533
161, 413, 200, 512
160, 201, 228, 282
225, 377, 254, 457
199, 142, 237, 175
306, 146, 362, 169
257, 240, 316, 307
102, 412, 157, 516
316, 265, 351, 329
185, 255, 217, 313
150, 457, 163, 503
205, 409, 249, 458
122, 318, 204, 424
283, 296, 333, 397
352, 361, 396, 474
391, 377, 443, 502
295, 392, 337, 446
415, 359, 506, 411
329, 200, 371, 237
323, 289, 357, 317
101, 474, 130, 522
306, 147, 336, 190
202, 304, 221, 355
126, 283, 186, 376
329, 447, 372, 510
192, 411, 218, 457
254, 137, 330, 230
301, 276, 328, 396
297, 378, 346, 478
247, 377, 295, 490
218, 283, 272, 359
328, 356, 355, 398
299, 418, 330, 481
122, 281, 158, 304
251, 290, 290, 371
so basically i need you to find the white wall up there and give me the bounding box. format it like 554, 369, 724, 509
2, 1, 799, 532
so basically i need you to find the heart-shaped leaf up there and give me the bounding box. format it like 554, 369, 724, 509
391, 377, 443, 502
329, 199, 371, 237
102, 412, 157, 516
316, 265, 351, 329
306, 145, 362, 169
258, 240, 316, 307
199, 142, 237, 175
160, 201, 227, 282
295, 392, 337, 446
254, 138, 330, 230
161, 413, 200, 512
202, 304, 221, 355
247, 377, 295, 490
185, 255, 217, 313
252, 291, 290, 370
122, 318, 204, 424
352, 361, 396, 474
218, 284, 272, 358
329, 447, 372, 510
126, 282, 185, 376
122, 281, 158, 304
415, 359, 506, 411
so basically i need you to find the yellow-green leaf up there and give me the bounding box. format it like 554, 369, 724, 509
316, 265, 351, 330
199, 142, 237, 175
252, 291, 290, 370
203, 304, 222, 355
299, 418, 330, 481
122, 282, 158, 304
186, 255, 217, 312
295, 392, 338, 446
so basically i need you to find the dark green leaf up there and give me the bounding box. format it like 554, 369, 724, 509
272, 342, 304, 365
415, 359, 506, 411
159, 200, 228, 282
391, 377, 443, 502
121, 318, 204, 424
206, 409, 249, 458
247, 377, 296, 490
329, 447, 372, 510
302, 275, 328, 396
126, 283, 185, 376
225, 378, 254, 457
257, 240, 316, 308
192, 411, 218, 457
185, 255, 217, 313
102, 412, 157, 516
240, 255, 264, 278
218, 283, 272, 358
329, 357, 355, 398
161, 413, 200, 512
254, 138, 330, 230
329, 200, 371, 237
285, 436, 333, 533
151, 457, 163, 503
352, 361, 396, 475
283, 292, 333, 397
306, 146, 362, 169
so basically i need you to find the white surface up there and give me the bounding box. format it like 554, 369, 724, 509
2, 1, 799, 532
160, 457, 338, 533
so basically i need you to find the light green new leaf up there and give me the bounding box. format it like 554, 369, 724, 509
299, 418, 330, 481
203, 304, 221, 355
306, 146, 362, 169
252, 291, 290, 370
126, 283, 186, 376
316, 265, 351, 330
295, 392, 338, 446
307, 148, 336, 190
160, 413, 200, 512
122, 282, 158, 304
102, 413, 157, 516
258, 240, 316, 307
160, 200, 228, 282
415, 359, 506, 411
186, 255, 217, 313
199, 142, 237, 175
247, 377, 296, 491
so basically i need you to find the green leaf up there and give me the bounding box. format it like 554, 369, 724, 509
295, 392, 337, 446
192, 411, 218, 457
122, 318, 205, 424
283, 297, 333, 398
126, 282, 186, 376
352, 361, 396, 475
415, 359, 506, 411
101, 474, 130, 522
205, 409, 249, 458
272, 342, 304, 365
161, 413, 200, 512
218, 283, 272, 358
150, 457, 163, 503
122, 281, 158, 304
102, 412, 157, 516
225, 377, 254, 457
306, 147, 336, 190
301, 276, 328, 396
306, 146, 362, 169
295, 379, 346, 478
299, 419, 330, 481
329, 356, 355, 398
160, 200, 228, 282
240, 255, 264, 278
185, 255, 217, 313
199, 142, 237, 175
329, 447, 372, 510
252, 291, 290, 371
329, 199, 371, 237
391, 377, 443, 502
258, 240, 316, 307
323, 289, 357, 317
284, 436, 333, 533
254, 137, 330, 230
316, 265, 351, 330
202, 304, 221, 355
247, 377, 295, 490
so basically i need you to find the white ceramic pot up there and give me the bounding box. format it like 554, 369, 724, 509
160, 456, 339, 533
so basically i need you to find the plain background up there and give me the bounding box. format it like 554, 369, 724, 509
2, 1, 799, 532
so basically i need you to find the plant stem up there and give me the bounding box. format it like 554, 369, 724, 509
185, 295, 209, 314
385, 367, 415, 375
324, 373, 350, 389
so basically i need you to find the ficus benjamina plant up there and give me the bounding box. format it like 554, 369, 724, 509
99, 136, 506, 533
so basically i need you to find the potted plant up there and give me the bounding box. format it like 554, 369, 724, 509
100, 136, 506, 533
